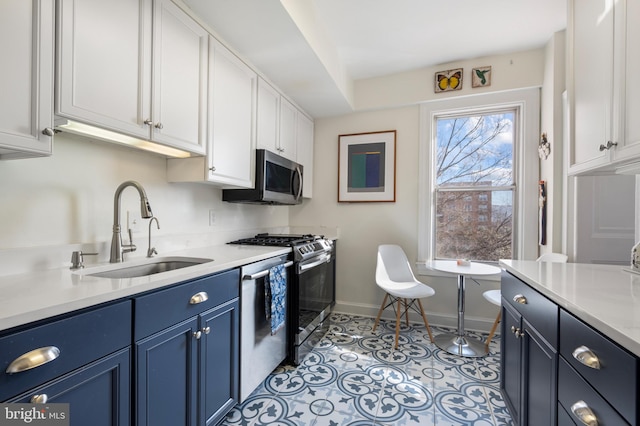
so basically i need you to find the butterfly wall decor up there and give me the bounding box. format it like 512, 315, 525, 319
434, 68, 463, 93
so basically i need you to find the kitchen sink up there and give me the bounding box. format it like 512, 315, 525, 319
83, 256, 214, 279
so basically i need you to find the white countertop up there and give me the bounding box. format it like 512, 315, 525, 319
500, 260, 640, 357
0, 244, 290, 333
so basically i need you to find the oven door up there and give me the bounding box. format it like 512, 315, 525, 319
290, 249, 335, 363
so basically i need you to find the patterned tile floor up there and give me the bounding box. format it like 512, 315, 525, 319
222, 313, 513, 426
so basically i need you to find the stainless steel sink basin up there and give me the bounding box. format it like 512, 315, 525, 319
84, 257, 213, 279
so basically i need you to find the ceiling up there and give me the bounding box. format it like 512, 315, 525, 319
182, 0, 567, 118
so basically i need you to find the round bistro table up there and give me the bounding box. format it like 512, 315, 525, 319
431, 260, 501, 357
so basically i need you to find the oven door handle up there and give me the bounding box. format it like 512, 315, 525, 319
242, 261, 294, 281
298, 253, 332, 274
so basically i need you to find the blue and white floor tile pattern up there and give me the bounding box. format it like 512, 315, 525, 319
223, 313, 513, 425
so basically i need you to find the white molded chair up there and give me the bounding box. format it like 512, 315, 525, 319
483, 253, 568, 348
373, 244, 435, 349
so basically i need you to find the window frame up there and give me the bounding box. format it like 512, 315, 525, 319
417, 88, 540, 267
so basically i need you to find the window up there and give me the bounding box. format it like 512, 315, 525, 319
417, 88, 540, 265
434, 110, 515, 261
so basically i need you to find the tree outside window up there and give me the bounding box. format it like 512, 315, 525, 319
434, 110, 515, 261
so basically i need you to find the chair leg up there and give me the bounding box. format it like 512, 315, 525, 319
403, 298, 410, 326
417, 299, 434, 343
485, 310, 502, 350
373, 293, 388, 332
394, 298, 402, 349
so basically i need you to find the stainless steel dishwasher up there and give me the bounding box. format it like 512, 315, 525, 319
239, 253, 293, 402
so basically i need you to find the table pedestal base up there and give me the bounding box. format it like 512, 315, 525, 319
434, 333, 488, 357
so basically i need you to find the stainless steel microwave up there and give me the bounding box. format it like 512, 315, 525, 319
222, 149, 303, 205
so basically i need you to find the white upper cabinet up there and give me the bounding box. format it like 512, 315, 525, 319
296, 112, 314, 198
256, 78, 280, 154
0, 0, 54, 160
57, 0, 207, 155
278, 97, 298, 162
569, 0, 640, 174
167, 37, 257, 188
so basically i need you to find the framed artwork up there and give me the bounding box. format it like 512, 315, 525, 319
434, 68, 463, 93
338, 130, 396, 202
472, 66, 492, 88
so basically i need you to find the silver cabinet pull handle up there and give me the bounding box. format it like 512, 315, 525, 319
512, 294, 527, 304
30, 394, 48, 404
189, 292, 208, 305
572, 345, 601, 370
6, 346, 60, 374
570, 400, 598, 426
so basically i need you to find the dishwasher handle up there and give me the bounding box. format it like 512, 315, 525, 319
243, 261, 294, 281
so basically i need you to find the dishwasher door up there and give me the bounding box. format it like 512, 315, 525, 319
240, 254, 292, 402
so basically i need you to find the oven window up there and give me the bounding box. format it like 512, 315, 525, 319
298, 256, 335, 331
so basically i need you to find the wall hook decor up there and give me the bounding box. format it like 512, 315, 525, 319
538, 132, 550, 159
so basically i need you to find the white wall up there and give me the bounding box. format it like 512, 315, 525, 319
291, 48, 549, 331
0, 133, 290, 275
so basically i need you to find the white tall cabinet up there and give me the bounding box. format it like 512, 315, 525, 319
569, 0, 640, 174
167, 38, 257, 188
56, 0, 208, 155
0, 0, 54, 160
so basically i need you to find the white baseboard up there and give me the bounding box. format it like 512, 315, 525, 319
332, 300, 499, 334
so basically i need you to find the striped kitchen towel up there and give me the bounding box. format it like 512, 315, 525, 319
266, 264, 286, 335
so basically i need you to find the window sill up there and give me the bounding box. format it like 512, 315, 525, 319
415, 261, 502, 281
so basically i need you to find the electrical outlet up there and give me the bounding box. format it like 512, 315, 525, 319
127, 210, 142, 233
209, 209, 216, 226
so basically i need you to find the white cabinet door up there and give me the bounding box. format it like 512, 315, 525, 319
151, 0, 207, 154
613, 0, 640, 162
208, 38, 257, 187
569, 0, 614, 173
0, 0, 54, 159
57, 0, 206, 155
57, 0, 152, 139
278, 97, 297, 161
296, 112, 314, 198
256, 78, 280, 154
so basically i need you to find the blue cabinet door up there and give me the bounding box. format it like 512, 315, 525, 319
136, 317, 199, 426
8, 348, 130, 426
200, 299, 239, 426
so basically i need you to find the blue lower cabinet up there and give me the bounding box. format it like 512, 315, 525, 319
135, 318, 199, 426
201, 300, 239, 426
8, 348, 131, 426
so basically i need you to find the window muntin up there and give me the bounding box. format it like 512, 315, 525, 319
434, 111, 515, 262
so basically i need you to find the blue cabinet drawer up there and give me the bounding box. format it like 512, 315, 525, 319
0, 300, 131, 401
501, 271, 558, 348
560, 309, 638, 424
558, 357, 627, 425
134, 268, 239, 339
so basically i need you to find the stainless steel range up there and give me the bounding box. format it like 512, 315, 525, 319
229, 234, 336, 365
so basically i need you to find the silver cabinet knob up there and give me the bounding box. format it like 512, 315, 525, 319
6, 346, 60, 374
572, 345, 601, 370
189, 292, 208, 305
41, 127, 55, 137
154, 122, 163, 129
202, 326, 211, 335
512, 294, 527, 304
30, 394, 48, 404
599, 141, 617, 151
570, 400, 598, 426
209, 166, 216, 172
193, 330, 202, 339
144, 119, 153, 126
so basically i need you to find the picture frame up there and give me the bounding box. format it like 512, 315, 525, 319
471, 66, 492, 88
338, 130, 396, 203
434, 68, 463, 93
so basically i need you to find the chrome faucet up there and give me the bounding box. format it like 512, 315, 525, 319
147, 217, 160, 258
110, 181, 153, 263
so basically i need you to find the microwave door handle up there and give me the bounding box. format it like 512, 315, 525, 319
294, 166, 303, 201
